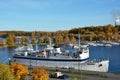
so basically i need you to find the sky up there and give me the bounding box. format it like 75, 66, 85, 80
0, 0, 120, 31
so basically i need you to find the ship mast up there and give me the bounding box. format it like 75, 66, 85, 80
49, 37, 52, 47
35, 30, 38, 51
78, 32, 80, 45
78, 30, 83, 79
78, 31, 80, 50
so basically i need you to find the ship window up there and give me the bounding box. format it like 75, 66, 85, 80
79, 51, 82, 54
99, 64, 102, 67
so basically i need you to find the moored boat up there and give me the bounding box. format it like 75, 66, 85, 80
13, 43, 109, 72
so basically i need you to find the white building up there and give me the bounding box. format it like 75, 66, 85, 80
115, 17, 120, 26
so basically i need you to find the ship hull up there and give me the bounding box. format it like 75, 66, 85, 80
13, 56, 109, 72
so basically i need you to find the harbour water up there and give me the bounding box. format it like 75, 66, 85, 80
0, 45, 120, 73
89, 46, 120, 73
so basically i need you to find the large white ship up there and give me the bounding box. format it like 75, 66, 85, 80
13, 43, 109, 72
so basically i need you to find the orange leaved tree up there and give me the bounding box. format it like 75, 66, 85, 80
64, 34, 69, 44
71, 35, 76, 44
10, 62, 28, 80
32, 66, 49, 80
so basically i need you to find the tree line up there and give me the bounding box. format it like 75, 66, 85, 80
1, 32, 76, 47
0, 24, 120, 47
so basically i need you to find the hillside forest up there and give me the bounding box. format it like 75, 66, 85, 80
0, 24, 120, 47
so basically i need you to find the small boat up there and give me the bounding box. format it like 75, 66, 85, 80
104, 44, 112, 47
15, 44, 34, 51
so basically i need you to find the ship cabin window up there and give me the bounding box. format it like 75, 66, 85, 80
29, 52, 36, 57
79, 51, 82, 54
82, 47, 88, 50
37, 55, 45, 58
81, 48, 84, 52
99, 64, 102, 67
81, 47, 88, 53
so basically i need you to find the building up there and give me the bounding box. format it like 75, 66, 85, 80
115, 17, 120, 26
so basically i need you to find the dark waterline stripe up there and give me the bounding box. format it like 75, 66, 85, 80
13, 56, 89, 62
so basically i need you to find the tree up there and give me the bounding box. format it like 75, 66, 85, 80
89, 34, 93, 42
0, 63, 15, 80
32, 66, 49, 80
10, 62, 28, 80
44, 37, 49, 44
58, 34, 63, 44
1, 40, 7, 46
21, 35, 25, 45
25, 36, 29, 43
80, 29, 86, 34
112, 27, 118, 34
114, 33, 119, 41
88, 32, 95, 42
71, 35, 76, 44
38, 37, 44, 44
31, 32, 36, 44
98, 32, 104, 41
81, 35, 85, 42
105, 33, 111, 41
64, 34, 69, 44
7, 34, 14, 47
53, 36, 58, 44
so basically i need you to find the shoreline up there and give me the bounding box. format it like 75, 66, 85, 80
46, 67, 120, 80
28, 66, 120, 80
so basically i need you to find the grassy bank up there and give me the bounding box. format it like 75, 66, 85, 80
46, 67, 109, 80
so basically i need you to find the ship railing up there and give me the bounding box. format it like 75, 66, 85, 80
87, 59, 108, 63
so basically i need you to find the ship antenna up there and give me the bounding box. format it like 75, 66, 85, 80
36, 41, 38, 51
78, 30, 83, 79
35, 30, 38, 51
49, 37, 52, 47
78, 30, 80, 50
78, 31, 80, 46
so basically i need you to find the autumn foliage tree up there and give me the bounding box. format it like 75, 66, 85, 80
71, 35, 76, 44
89, 34, 93, 42
32, 66, 49, 80
31, 32, 36, 44
10, 62, 28, 80
21, 35, 25, 45
38, 37, 44, 44
1, 40, 7, 46
64, 34, 69, 44
7, 34, 14, 47
98, 33, 104, 41
58, 34, 63, 44
53, 36, 58, 44
0, 63, 15, 80
44, 36, 50, 44
25, 36, 29, 43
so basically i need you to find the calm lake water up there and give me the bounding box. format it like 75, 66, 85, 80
0, 45, 120, 73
